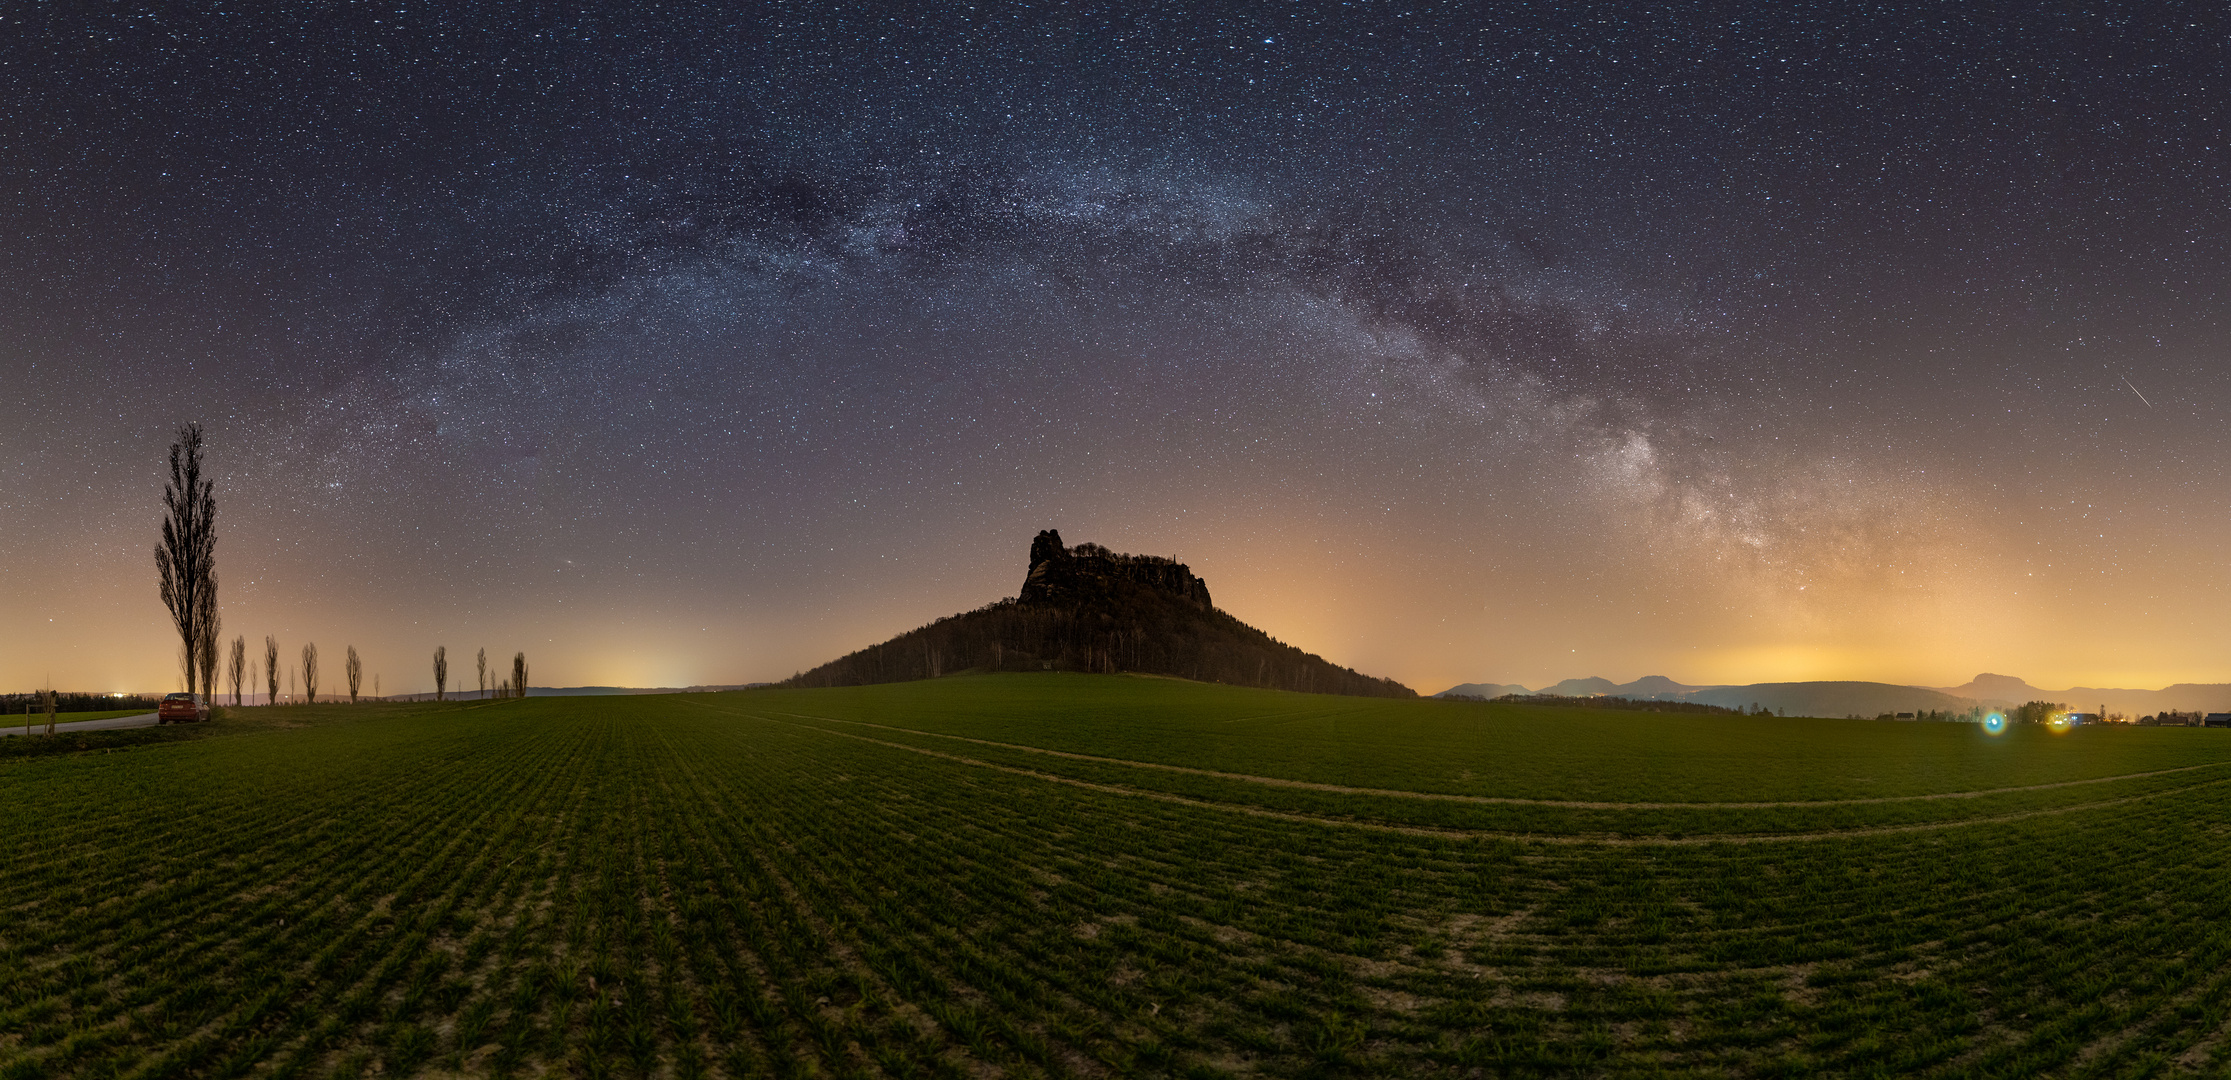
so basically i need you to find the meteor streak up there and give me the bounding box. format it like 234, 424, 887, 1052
2123, 375, 2153, 408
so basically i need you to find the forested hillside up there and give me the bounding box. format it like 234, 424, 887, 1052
784, 531, 1412, 698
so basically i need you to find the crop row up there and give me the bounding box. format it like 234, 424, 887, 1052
3, 696, 2230, 1077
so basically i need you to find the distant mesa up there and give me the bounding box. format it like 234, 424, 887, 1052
1539, 676, 1621, 698
784, 530, 1413, 698
1935, 672, 2045, 704
1439, 682, 1533, 700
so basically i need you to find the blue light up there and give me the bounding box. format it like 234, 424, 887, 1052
1984, 713, 2006, 734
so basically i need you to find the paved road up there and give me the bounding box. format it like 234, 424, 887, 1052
1, 712, 160, 737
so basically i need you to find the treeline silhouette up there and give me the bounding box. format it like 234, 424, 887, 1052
785, 571, 1412, 698
4, 692, 163, 714
1442, 693, 1744, 716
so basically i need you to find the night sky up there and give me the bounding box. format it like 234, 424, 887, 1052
3, 3, 2226, 696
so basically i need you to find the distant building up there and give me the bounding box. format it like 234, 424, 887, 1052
2205, 713, 2231, 729
2065, 713, 2099, 726
1894, 712, 1915, 721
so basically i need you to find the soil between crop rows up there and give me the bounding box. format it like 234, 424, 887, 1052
4, 682, 2230, 1078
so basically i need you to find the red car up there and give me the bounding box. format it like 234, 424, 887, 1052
158, 692, 210, 724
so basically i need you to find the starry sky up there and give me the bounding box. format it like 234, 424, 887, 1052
3, 2, 2227, 697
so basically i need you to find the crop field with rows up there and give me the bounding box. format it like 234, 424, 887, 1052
6, 673, 2231, 1078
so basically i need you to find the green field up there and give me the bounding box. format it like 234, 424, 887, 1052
6, 674, 2231, 1078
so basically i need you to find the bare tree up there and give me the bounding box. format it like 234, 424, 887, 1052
264, 635, 280, 705
198, 607, 220, 707
301, 642, 319, 704
155, 423, 218, 696
345, 646, 363, 704
476, 647, 488, 700
433, 645, 448, 702
511, 652, 528, 699
227, 635, 246, 707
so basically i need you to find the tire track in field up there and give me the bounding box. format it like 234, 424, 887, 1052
700, 703, 2231, 1072
677, 713, 1336, 1074
692, 708, 2094, 1071
673, 713, 1273, 1068
686, 721, 1127, 1078
766, 710, 2231, 810
718, 707, 2231, 846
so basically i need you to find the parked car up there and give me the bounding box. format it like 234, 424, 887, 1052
158, 692, 210, 724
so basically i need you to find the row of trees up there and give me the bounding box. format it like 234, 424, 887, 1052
5, 692, 163, 714
158, 422, 536, 707
431, 645, 530, 701
199, 636, 534, 705
201, 635, 375, 705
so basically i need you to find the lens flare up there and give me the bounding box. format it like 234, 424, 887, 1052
1983, 713, 2006, 735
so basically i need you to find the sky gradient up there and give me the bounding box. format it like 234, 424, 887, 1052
3, 3, 2226, 696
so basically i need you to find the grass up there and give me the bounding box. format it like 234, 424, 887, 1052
3, 674, 2230, 1077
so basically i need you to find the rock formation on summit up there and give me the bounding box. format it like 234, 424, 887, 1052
1018, 529, 1212, 609
783, 530, 1413, 698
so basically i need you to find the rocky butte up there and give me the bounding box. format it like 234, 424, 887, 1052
1017, 529, 1214, 609
785, 530, 1413, 697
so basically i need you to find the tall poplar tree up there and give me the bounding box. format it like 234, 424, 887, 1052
227, 635, 246, 707
155, 423, 218, 696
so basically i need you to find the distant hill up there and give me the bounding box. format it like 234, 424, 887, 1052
1933, 672, 2046, 705
1619, 675, 1696, 697
1435, 675, 1710, 701
1437, 674, 2046, 718
1442, 669, 2231, 719
784, 530, 1414, 698
1928, 673, 2231, 715
1539, 676, 1622, 697
2089, 684, 2231, 712
1438, 682, 1534, 699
